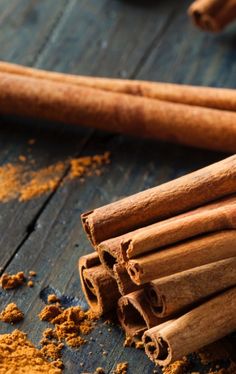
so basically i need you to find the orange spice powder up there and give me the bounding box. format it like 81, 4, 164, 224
0, 330, 62, 373
0, 151, 110, 203
0, 302, 24, 324
39, 304, 98, 349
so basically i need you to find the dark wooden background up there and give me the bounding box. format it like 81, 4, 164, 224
0, 1, 235, 373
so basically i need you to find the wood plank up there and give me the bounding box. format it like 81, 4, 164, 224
0, 0, 68, 65
34, 0, 179, 77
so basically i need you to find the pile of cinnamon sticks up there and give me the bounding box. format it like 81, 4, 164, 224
188, 0, 236, 32
0, 61, 236, 153
79, 155, 236, 367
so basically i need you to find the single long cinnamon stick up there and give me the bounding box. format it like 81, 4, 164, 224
189, 0, 236, 32
4, 60, 236, 112
117, 289, 162, 339
82, 156, 236, 246
1, 73, 236, 154
127, 230, 236, 285
146, 257, 236, 318
78, 253, 120, 315
143, 287, 236, 366
98, 194, 236, 269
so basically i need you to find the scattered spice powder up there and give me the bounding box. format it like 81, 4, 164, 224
0, 302, 24, 324
0, 330, 61, 373
113, 362, 129, 374
162, 357, 190, 374
0, 163, 24, 202
0, 152, 110, 203
0, 271, 25, 289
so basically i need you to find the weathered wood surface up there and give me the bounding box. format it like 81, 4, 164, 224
0, 1, 235, 373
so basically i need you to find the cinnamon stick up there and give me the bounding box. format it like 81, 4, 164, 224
143, 287, 236, 366
146, 257, 236, 318
117, 289, 162, 339
82, 155, 236, 246
127, 230, 236, 285
78, 252, 120, 315
98, 194, 236, 268
4, 60, 236, 112
189, 0, 236, 32
1, 73, 236, 154
113, 264, 140, 296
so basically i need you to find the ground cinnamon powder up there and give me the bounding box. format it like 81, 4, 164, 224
162, 358, 189, 374
0, 152, 110, 203
0, 330, 62, 373
39, 304, 98, 350
0, 302, 24, 324
0, 271, 25, 289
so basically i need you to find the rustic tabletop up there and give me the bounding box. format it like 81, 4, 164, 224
0, 1, 235, 373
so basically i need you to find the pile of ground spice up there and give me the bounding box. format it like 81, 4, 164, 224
0, 271, 25, 289
0, 302, 24, 324
0, 270, 37, 290
0, 152, 110, 203
0, 329, 61, 373
39, 303, 98, 356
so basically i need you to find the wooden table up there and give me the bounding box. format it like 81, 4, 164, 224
0, 1, 235, 373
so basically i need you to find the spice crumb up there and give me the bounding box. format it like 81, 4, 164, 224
135, 340, 144, 349
27, 280, 34, 287
28, 138, 36, 145
47, 294, 60, 304
0, 303, 24, 324
29, 270, 37, 277
123, 336, 133, 347
19, 155, 27, 162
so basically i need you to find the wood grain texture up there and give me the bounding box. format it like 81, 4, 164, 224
0, 0, 235, 373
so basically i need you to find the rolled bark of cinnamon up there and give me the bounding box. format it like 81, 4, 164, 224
78, 252, 120, 315
113, 264, 140, 296
143, 287, 236, 366
82, 155, 236, 246
127, 230, 236, 285
189, 0, 236, 32
1, 73, 236, 154
4, 60, 236, 112
98, 194, 236, 269
117, 289, 162, 339
146, 257, 236, 318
